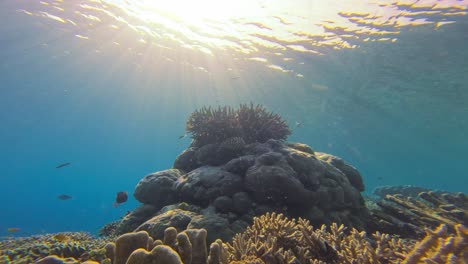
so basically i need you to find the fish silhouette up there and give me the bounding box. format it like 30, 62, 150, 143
56, 162, 71, 169
57, 194, 72, 200
113, 191, 128, 207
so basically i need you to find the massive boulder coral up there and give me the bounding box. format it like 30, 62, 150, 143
121, 139, 370, 242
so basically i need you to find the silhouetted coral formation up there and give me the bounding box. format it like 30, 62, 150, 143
186, 103, 291, 147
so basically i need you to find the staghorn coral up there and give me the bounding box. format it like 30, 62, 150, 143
225, 212, 415, 264
186, 103, 291, 147
369, 191, 468, 238
403, 224, 468, 264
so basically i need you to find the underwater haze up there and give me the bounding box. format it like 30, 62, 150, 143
0, 0, 467, 237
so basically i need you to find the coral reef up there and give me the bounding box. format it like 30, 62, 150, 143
402, 224, 468, 264
224, 212, 415, 264
6, 213, 465, 264
0, 232, 109, 264
186, 103, 291, 147
369, 190, 468, 239
373, 185, 443, 199
121, 140, 369, 243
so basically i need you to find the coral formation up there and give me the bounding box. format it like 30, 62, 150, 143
373, 185, 441, 199
4, 213, 465, 264
404, 223, 467, 263
186, 103, 291, 147
224, 212, 414, 264
121, 139, 369, 244
0, 232, 109, 264
369, 190, 468, 238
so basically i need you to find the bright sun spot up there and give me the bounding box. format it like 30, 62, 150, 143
107, 0, 264, 26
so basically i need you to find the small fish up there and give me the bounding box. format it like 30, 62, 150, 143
56, 162, 71, 169
57, 194, 72, 200
377, 176, 383, 181
178, 134, 188, 140
113, 191, 128, 207
295, 121, 304, 128
6, 227, 21, 233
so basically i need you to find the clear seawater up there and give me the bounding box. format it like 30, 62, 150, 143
0, 0, 467, 237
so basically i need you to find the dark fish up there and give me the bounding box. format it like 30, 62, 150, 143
178, 134, 188, 140
113, 191, 128, 207
56, 162, 71, 169
57, 194, 72, 200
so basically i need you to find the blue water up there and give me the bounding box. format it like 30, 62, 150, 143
1, 0, 467, 237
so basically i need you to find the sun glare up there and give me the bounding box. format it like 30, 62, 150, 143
14, 0, 468, 76
106, 0, 264, 26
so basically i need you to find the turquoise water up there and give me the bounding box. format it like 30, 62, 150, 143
1, 0, 467, 236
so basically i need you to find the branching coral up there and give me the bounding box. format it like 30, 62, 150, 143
235, 103, 291, 144
225, 212, 414, 264
186, 103, 291, 147
403, 224, 468, 264
3, 213, 467, 264
370, 191, 468, 238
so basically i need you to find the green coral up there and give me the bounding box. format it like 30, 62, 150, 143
186, 103, 291, 147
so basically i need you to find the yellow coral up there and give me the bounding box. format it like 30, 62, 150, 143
403, 224, 467, 264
